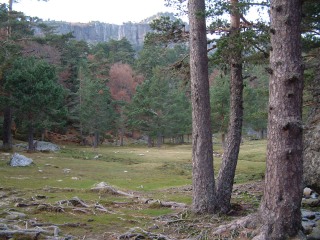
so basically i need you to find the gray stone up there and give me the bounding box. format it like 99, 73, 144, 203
302, 210, 317, 220
0, 224, 8, 230
9, 153, 33, 167
305, 188, 313, 198
303, 67, 320, 193
5, 211, 26, 220
302, 198, 320, 208
303, 221, 316, 235
307, 225, 320, 240
34, 141, 60, 152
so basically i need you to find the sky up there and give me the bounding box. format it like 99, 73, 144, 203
0, 0, 177, 24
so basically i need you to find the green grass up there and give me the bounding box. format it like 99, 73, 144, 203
0, 139, 267, 238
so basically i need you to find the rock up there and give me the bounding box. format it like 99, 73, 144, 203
63, 168, 71, 173
303, 221, 316, 235
5, 211, 27, 220
92, 182, 111, 189
34, 141, 60, 152
9, 153, 33, 167
307, 225, 320, 240
14, 141, 60, 152
0, 224, 8, 230
302, 210, 316, 220
303, 71, 320, 193
41, 21, 152, 49
305, 188, 314, 198
302, 198, 320, 208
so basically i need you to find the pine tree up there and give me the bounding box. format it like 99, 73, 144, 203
256, 0, 304, 238
4, 56, 66, 151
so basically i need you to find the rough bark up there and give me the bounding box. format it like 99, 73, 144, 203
257, 0, 304, 238
215, 0, 244, 213
2, 107, 13, 150
189, 0, 216, 213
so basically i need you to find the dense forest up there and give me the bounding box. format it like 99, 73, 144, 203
0, 3, 272, 151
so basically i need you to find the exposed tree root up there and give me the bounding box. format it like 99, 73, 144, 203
211, 213, 258, 237
118, 227, 172, 240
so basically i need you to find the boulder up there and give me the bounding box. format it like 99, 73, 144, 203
304, 188, 313, 198
34, 141, 60, 152
303, 66, 320, 193
14, 141, 60, 152
307, 225, 320, 240
9, 153, 33, 167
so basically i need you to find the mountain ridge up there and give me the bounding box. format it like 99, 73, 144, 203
42, 12, 179, 49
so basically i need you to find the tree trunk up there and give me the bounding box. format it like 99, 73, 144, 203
259, 129, 264, 139
189, 0, 215, 214
2, 107, 13, 150
221, 132, 226, 150
256, 0, 304, 238
93, 131, 99, 148
147, 135, 152, 148
215, 0, 243, 213
157, 133, 162, 148
8, 0, 13, 11
28, 124, 35, 151
120, 128, 124, 146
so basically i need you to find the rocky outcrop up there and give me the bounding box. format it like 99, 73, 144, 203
43, 21, 151, 49
37, 13, 182, 50
303, 63, 320, 193
9, 153, 33, 167
14, 141, 60, 152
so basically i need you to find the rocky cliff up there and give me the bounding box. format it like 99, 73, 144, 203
40, 13, 181, 49
44, 21, 151, 49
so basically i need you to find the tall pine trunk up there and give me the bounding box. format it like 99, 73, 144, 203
215, 0, 243, 213
256, 0, 304, 238
189, 0, 215, 213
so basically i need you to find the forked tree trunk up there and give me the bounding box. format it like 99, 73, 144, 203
256, 0, 304, 238
215, 0, 244, 213
189, 0, 215, 214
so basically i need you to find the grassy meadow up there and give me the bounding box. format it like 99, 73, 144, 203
0, 139, 266, 239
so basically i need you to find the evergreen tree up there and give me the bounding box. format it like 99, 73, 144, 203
257, 0, 304, 237
189, 0, 215, 213
4, 56, 66, 151
78, 54, 115, 147
210, 73, 230, 147
0, 3, 39, 150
